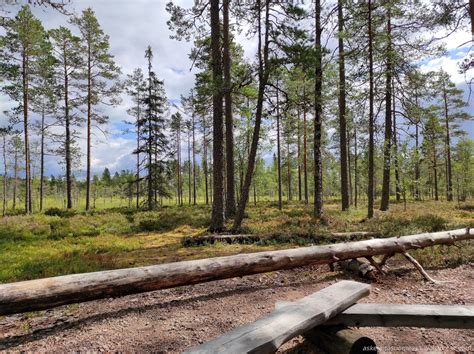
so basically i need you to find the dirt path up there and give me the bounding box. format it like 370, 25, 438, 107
1, 261, 473, 353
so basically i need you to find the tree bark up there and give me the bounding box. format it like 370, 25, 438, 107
22, 49, 32, 214
85, 39, 92, 211
380, 6, 392, 211
210, 0, 225, 232
2, 133, 7, 216
39, 105, 45, 211
223, 0, 236, 217
232, 0, 270, 231
367, 0, 375, 219
297, 108, 302, 201
338, 0, 349, 211
303, 86, 308, 204
63, 45, 73, 210
314, 0, 323, 218
1, 228, 472, 316
276, 81, 283, 210
443, 90, 453, 201
192, 109, 197, 206
393, 82, 401, 202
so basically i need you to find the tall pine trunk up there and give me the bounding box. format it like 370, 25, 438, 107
303, 86, 308, 204
22, 50, 32, 214
223, 0, 236, 217
2, 134, 7, 216
338, 0, 349, 211
136, 93, 141, 209
232, 0, 270, 232
443, 90, 453, 201
210, 0, 225, 232
313, 0, 323, 218
86, 40, 92, 210
367, 0, 375, 218
40, 105, 45, 211
297, 108, 302, 201
392, 83, 401, 202
192, 111, 197, 205
380, 6, 392, 211
276, 81, 282, 210
63, 48, 73, 210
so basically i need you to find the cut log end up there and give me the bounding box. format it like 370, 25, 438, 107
305, 326, 377, 354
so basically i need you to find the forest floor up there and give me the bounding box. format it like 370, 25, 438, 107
0, 260, 472, 352
0, 199, 473, 283
0, 200, 473, 352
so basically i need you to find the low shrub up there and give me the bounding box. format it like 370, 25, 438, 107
44, 207, 76, 218
413, 214, 447, 232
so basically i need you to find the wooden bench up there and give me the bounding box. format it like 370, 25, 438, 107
184, 280, 371, 354
186, 281, 474, 354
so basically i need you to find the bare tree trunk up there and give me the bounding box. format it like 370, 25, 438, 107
414, 96, 421, 200
380, 6, 392, 211
2, 133, 7, 216
297, 109, 302, 201
188, 129, 191, 205
39, 105, 45, 212
276, 81, 283, 210
13, 147, 18, 211
367, 0, 375, 219
443, 90, 453, 201
86, 41, 92, 211
303, 87, 308, 204
313, 0, 323, 218
203, 118, 209, 205
232, 0, 270, 232
287, 136, 291, 202
192, 109, 197, 206
433, 144, 439, 201
392, 84, 401, 202
63, 49, 73, 210
136, 93, 141, 209
22, 50, 32, 214
223, 0, 235, 217
338, 0, 349, 211
210, 0, 225, 232
354, 124, 358, 208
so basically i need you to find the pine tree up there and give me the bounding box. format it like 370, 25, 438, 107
49, 26, 83, 209
72, 8, 121, 211
2, 5, 49, 213
431, 70, 471, 201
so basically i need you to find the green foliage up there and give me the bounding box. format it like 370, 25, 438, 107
412, 214, 447, 232
44, 207, 76, 218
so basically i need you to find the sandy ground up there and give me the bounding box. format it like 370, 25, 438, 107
0, 261, 473, 353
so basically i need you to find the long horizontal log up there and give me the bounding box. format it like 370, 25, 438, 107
0, 228, 472, 316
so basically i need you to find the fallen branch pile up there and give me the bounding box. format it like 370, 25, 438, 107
0, 228, 472, 316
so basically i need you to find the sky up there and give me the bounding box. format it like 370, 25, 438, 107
0, 0, 473, 178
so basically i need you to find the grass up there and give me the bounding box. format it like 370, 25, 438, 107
0, 199, 473, 284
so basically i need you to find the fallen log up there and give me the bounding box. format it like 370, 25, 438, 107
185, 281, 370, 354
0, 228, 472, 316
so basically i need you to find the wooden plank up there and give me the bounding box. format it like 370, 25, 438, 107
0, 228, 472, 316
184, 281, 370, 354
325, 304, 474, 329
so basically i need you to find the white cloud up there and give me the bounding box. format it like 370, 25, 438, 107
420, 55, 473, 85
